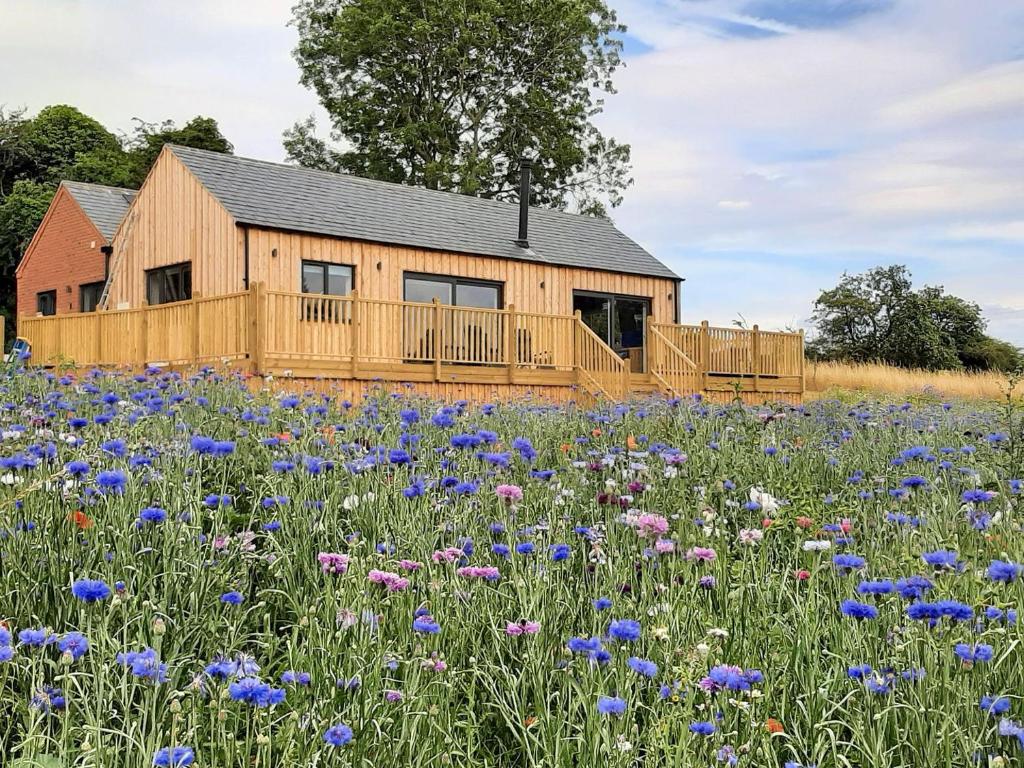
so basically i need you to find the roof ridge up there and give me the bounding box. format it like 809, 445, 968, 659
61, 179, 137, 195
166, 144, 611, 225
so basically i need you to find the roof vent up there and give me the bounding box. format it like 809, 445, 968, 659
515, 155, 533, 248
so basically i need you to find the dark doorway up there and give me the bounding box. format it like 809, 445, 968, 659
573, 291, 650, 372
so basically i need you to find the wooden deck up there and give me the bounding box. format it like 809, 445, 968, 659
16, 283, 805, 402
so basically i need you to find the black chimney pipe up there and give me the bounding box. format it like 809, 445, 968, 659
516, 155, 533, 248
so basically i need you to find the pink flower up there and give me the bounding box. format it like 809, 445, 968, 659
456, 566, 501, 581
686, 547, 717, 562
318, 552, 350, 575
631, 513, 669, 539
432, 547, 463, 564
495, 484, 523, 502
398, 560, 423, 571
505, 620, 541, 636
840, 518, 852, 534
367, 569, 409, 591
654, 538, 675, 554
384, 689, 403, 702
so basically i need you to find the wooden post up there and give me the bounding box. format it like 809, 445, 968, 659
139, 302, 149, 367
799, 329, 806, 396
350, 290, 360, 379
573, 309, 583, 386
432, 297, 443, 382
191, 292, 202, 366
752, 324, 760, 392
1, 314, 5, 357
505, 304, 516, 384
248, 283, 264, 375
699, 320, 710, 390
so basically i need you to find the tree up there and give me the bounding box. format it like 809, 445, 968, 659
809, 265, 1021, 372
20, 105, 124, 185
125, 116, 233, 186
289, 0, 632, 215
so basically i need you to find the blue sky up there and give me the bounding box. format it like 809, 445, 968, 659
2, 0, 1022, 342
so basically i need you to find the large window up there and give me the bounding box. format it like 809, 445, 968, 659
36, 290, 56, 316
301, 261, 353, 296
146, 262, 192, 306
403, 273, 502, 308
80, 281, 105, 313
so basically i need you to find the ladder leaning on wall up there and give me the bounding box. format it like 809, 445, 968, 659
96, 206, 139, 311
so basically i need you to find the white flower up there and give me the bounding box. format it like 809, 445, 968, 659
738, 528, 763, 545
663, 466, 678, 479
802, 540, 831, 552
342, 494, 360, 511
749, 487, 780, 514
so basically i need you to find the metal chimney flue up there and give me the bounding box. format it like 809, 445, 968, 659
516, 155, 533, 248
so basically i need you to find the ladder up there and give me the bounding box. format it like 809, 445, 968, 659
97, 204, 138, 311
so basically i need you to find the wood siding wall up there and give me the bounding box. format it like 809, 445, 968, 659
107, 151, 239, 308
245, 227, 678, 322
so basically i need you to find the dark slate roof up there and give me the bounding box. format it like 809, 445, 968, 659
62, 181, 136, 241
168, 145, 679, 280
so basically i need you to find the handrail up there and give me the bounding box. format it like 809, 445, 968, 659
573, 314, 628, 400
648, 324, 699, 398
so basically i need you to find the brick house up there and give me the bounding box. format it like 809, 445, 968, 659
15, 181, 135, 318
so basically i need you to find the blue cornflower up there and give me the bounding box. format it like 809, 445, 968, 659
65, 460, 90, 477
597, 695, 626, 716
962, 489, 997, 504
515, 542, 535, 555
190, 436, 216, 454
832, 554, 866, 571
139, 507, 167, 525
413, 616, 441, 634
689, 721, 716, 735
96, 470, 127, 494
19, 628, 54, 647
153, 747, 195, 767
280, 670, 311, 685
856, 580, 894, 595
627, 657, 658, 677
921, 550, 962, 572
954, 643, 994, 664
593, 597, 613, 611
840, 599, 878, 620
228, 677, 286, 707
980, 695, 1011, 716
907, 602, 942, 622
72, 579, 111, 603
935, 599, 973, 622
117, 647, 168, 683
608, 619, 641, 642
895, 576, 933, 600
58, 632, 89, 661
323, 723, 354, 747
492, 543, 511, 558
847, 664, 873, 679
220, 591, 245, 605
549, 543, 571, 562
988, 560, 1022, 583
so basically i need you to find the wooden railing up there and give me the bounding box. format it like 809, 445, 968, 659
17, 284, 804, 400
651, 320, 804, 395
648, 323, 700, 397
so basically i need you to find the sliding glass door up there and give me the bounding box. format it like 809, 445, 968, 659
572, 291, 651, 372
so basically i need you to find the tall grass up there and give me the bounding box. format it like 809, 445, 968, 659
806, 359, 1013, 402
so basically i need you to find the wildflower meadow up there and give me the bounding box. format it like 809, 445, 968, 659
1, 368, 1022, 767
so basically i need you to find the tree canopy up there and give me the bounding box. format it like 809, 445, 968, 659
0, 105, 232, 328
809, 265, 1021, 372
289, 0, 632, 215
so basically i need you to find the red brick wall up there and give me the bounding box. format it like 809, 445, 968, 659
16, 187, 107, 320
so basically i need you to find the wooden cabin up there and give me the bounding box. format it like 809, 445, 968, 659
15, 181, 135, 317
17, 146, 804, 403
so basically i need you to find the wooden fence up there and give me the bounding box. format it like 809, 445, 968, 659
17, 283, 803, 401
650, 320, 804, 397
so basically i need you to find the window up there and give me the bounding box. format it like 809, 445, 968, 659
146, 262, 192, 306
403, 273, 502, 308
301, 261, 353, 296
80, 281, 105, 313
36, 290, 56, 316
300, 261, 353, 322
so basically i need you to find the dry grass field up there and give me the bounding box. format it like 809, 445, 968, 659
805, 359, 1014, 402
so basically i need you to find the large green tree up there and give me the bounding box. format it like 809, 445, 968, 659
809, 265, 1021, 372
289, 0, 632, 215
0, 105, 232, 332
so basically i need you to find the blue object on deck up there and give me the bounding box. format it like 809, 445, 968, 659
5, 337, 31, 367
